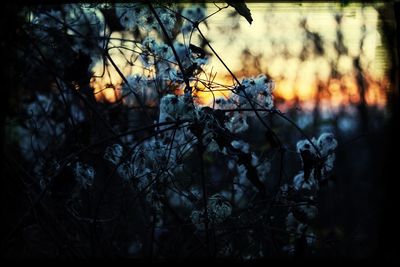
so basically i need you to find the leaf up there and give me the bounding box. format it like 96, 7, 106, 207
100, 7, 125, 32
189, 44, 207, 58
64, 50, 92, 86
212, 109, 227, 126
189, 120, 204, 139
184, 62, 202, 77
226, 1, 253, 25
237, 152, 267, 198
300, 149, 317, 181
213, 129, 231, 150
265, 130, 280, 148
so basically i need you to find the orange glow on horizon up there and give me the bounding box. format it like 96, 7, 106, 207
90, 65, 388, 111
88, 3, 389, 111
90, 58, 388, 112
90, 77, 122, 103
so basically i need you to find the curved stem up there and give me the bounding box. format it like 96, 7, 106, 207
148, 3, 191, 93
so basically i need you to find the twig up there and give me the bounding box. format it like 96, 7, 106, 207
148, 3, 191, 94
195, 25, 283, 150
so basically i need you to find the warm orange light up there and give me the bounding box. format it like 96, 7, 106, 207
90, 60, 388, 111
193, 75, 233, 106
275, 79, 296, 101
365, 78, 388, 107
90, 76, 122, 103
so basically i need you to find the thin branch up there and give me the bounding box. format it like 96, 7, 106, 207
148, 3, 191, 94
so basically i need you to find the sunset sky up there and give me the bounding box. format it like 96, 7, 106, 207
91, 2, 389, 109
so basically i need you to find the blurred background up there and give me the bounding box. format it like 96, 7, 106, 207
2, 1, 399, 260
200, 2, 398, 259
90, 3, 399, 257
85, 1, 400, 259
204, 2, 398, 259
